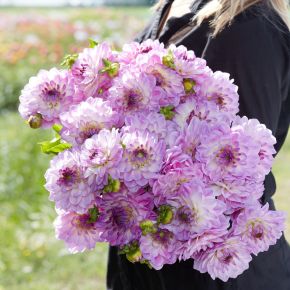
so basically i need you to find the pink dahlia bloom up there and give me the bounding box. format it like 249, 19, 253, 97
45, 149, 96, 214
161, 146, 196, 175
19, 68, 76, 128
124, 112, 180, 147
80, 128, 123, 188
169, 44, 212, 91
174, 98, 224, 129
71, 42, 117, 98
232, 116, 276, 179
137, 51, 184, 106
175, 117, 210, 160
196, 124, 260, 182
108, 70, 160, 119
163, 181, 228, 240
98, 186, 154, 246
119, 39, 166, 64
179, 225, 229, 261
193, 237, 252, 282
119, 128, 166, 192
54, 210, 102, 253
198, 71, 239, 123
60, 97, 119, 145
153, 172, 192, 206
140, 229, 178, 270
232, 203, 286, 255
212, 178, 264, 211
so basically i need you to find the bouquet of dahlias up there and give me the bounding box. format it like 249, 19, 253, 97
19, 39, 286, 282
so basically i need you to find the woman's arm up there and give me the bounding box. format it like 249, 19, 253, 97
203, 16, 290, 135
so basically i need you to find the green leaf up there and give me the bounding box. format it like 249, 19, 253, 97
99, 58, 120, 77
89, 38, 99, 48
60, 53, 79, 69
38, 137, 71, 155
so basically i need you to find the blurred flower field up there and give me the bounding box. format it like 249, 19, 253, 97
0, 6, 289, 290
0, 6, 150, 290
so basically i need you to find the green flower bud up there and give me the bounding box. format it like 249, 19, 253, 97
162, 50, 175, 69
126, 247, 142, 263
140, 220, 157, 235
88, 206, 100, 223
160, 105, 175, 120
103, 176, 121, 193
28, 113, 42, 129
183, 78, 196, 94
157, 205, 173, 225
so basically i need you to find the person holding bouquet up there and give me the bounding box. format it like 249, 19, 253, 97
106, 0, 290, 289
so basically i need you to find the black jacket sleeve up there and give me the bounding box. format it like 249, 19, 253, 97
203, 16, 290, 136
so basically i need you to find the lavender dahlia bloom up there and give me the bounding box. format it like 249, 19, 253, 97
232, 116, 276, 178
198, 71, 239, 123
124, 112, 179, 147
179, 225, 229, 261
60, 97, 119, 145
163, 181, 228, 240
19, 68, 76, 128
140, 228, 178, 270
45, 149, 96, 213
232, 204, 286, 255
212, 178, 264, 211
174, 98, 223, 129
175, 117, 210, 160
169, 44, 212, 92
80, 128, 123, 188
108, 71, 160, 119
137, 52, 184, 107
54, 210, 102, 253
72, 42, 117, 98
196, 124, 260, 182
119, 128, 166, 192
193, 237, 252, 282
119, 39, 166, 64
98, 186, 154, 246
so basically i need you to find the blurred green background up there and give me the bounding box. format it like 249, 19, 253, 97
0, 5, 289, 290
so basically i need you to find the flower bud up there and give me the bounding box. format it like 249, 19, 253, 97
28, 113, 42, 129
157, 205, 173, 225
126, 248, 142, 263
140, 220, 157, 235
183, 78, 196, 94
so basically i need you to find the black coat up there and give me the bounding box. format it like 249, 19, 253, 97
107, 1, 290, 289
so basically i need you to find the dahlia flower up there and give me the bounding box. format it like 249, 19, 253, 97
45, 149, 96, 213
140, 228, 178, 270
60, 97, 119, 145
54, 209, 102, 253
193, 237, 252, 282
72, 42, 117, 98
232, 203, 286, 255
19, 68, 76, 128
80, 128, 123, 188
98, 186, 154, 246
119, 128, 166, 191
